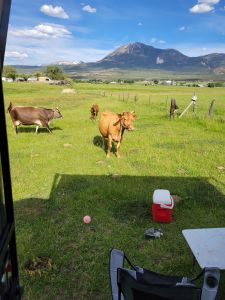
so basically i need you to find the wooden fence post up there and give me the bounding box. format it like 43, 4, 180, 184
208, 98, 215, 117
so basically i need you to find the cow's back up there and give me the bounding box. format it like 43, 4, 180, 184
10, 107, 48, 125
99, 112, 119, 138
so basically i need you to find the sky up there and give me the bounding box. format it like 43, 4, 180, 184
5, 0, 225, 65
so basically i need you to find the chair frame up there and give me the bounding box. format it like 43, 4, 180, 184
109, 248, 220, 300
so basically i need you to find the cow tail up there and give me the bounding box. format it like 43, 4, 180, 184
7, 102, 13, 113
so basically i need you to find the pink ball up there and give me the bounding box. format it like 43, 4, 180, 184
83, 215, 91, 224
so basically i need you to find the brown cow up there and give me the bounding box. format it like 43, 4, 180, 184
7, 102, 63, 134
99, 111, 137, 158
90, 104, 99, 120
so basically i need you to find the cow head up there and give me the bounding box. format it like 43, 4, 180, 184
53, 108, 63, 119
117, 111, 137, 131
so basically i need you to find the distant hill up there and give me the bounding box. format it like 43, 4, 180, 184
87, 42, 225, 73
10, 42, 225, 79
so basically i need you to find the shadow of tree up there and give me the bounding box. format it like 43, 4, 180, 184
14, 174, 225, 299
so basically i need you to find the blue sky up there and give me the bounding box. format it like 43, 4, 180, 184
5, 0, 225, 65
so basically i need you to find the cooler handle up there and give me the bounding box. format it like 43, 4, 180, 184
160, 196, 174, 209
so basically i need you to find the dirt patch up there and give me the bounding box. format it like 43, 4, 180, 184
25, 256, 53, 276
61, 88, 76, 94
64, 143, 73, 148
171, 195, 182, 204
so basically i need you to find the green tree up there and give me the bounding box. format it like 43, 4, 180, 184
44, 65, 65, 80
18, 73, 29, 81
34, 70, 42, 79
3, 65, 17, 80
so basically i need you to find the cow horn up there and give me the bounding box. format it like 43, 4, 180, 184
131, 111, 135, 114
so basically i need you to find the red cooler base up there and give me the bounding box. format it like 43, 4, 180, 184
152, 204, 173, 223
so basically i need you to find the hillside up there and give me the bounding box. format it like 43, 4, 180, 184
88, 42, 225, 73
10, 42, 225, 80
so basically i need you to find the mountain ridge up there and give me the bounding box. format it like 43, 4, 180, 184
9, 42, 225, 78
86, 42, 225, 72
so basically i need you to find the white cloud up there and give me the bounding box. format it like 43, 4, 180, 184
167, 42, 225, 57
198, 0, 220, 4
40, 5, 69, 19
9, 23, 71, 39
190, 3, 214, 13
190, 0, 220, 13
137, 22, 143, 26
179, 26, 186, 31
5, 29, 113, 65
82, 5, 97, 13
150, 38, 166, 44
5, 51, 28, 60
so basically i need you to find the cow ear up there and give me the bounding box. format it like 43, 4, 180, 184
133, 114, 137, 119
117, 113, 123, 118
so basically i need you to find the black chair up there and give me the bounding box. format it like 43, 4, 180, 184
109, 248, 220, 300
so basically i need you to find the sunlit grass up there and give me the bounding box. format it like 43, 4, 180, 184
3, 82, 225, 299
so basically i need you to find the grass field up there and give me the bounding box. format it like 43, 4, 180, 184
3, 81, 225, 299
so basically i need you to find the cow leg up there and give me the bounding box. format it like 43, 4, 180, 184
102, 137, 105, 150
107, 136, 112, 158
116, 141, 121, 158
46, 124, 52, 133
35, 126, 39, 134
13, 124, 18, 134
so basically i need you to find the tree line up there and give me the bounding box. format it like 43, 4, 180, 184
2, 65, 66, 81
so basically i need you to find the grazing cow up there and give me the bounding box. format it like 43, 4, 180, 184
99, 111, 137, 158
170, 98, 179, 119
7, 102, 63, 134
90, 104, 99, 120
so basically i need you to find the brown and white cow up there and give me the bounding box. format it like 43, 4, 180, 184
99, 111, 137, 158
7, 102, 63, 134
90, 104, 99, 120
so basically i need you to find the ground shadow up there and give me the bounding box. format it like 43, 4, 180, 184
93, 135, 103, 147
93, 135, 117, 155
16, 126, 62, 133
14, 174, 225, 299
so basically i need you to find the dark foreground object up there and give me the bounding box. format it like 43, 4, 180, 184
109, 248, 220, 300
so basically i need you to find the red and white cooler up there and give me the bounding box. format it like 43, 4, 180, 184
152, 189, 174, 223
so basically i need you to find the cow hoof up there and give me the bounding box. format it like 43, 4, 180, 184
106, 155, 110, 159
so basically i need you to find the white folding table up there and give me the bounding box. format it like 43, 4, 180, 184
182, 228, 225, 269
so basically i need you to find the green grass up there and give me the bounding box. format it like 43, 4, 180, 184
3, 82, 225, 299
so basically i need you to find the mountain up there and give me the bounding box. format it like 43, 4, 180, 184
11, 43, 225, 79
86, 42, 225, 73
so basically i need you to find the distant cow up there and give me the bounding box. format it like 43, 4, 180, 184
90, 104, 99, 120
99, 111, 137, 158
170, 98, 179, 119
7, 102, 63, 134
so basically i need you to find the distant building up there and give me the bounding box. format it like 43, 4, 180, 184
15, 77, 25, 82
6, 78, 13, 82
27, 77, 38, 82
38, 76, 52, 83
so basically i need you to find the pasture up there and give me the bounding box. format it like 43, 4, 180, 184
3, 82, 225, 299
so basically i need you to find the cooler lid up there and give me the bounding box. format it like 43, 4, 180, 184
153, 189, 171, 204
